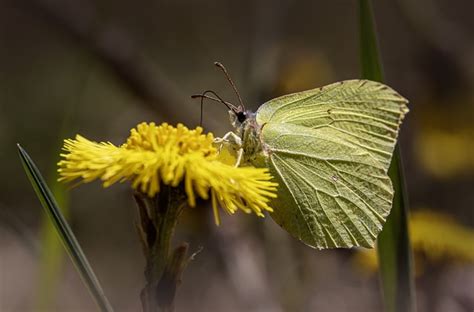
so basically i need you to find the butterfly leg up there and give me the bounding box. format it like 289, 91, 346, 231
234, 147, 244, 167
214, 131, 242, 152
214, 131, 243, 167
216, 131, 242, 146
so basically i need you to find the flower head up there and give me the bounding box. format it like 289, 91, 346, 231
58, 122, 277, 223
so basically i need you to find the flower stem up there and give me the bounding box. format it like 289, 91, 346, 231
134, 186, 189, 312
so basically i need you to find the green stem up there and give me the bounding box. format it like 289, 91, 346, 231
377, 149, 416, 312
134, 187, 189, 312
358, 1, 416, 311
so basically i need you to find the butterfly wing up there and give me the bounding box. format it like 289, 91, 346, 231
260, 123, 393, 248
257, 80, 409, 169
254, 80, 408, 248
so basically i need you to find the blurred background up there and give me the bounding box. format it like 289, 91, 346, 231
0, 0, 473, 311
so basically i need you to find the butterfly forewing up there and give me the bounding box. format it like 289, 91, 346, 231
252, 79, 408, 249
256, 80, 408, 170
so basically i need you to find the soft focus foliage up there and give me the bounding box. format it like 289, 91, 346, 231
354, 209, 474, 273
416, 129, 474, 178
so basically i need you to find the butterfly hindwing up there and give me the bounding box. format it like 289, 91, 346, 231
256, 80, 409, 170
260, 123, 394, 248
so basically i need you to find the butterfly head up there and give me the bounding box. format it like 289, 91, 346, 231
192, 62, 249, 128
228, 106, 248, 128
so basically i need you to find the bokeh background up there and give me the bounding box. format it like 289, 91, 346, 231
1, 0, 473, 311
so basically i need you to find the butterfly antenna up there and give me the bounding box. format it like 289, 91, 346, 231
191, 90, 238, 126
199, 93, 204, 127
214, 62, 245, 111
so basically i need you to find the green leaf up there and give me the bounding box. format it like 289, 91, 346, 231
17, 144, 114, 312
358, 1, 416, 312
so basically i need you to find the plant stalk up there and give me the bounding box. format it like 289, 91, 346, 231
134, 186, 189, 312
358, 1, 416, 311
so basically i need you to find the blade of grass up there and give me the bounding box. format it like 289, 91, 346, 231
35, 180, 68, 311
18, 144, 114, 312
359, 0, 383, 82
36, 72, 83, 311
358, 1, 416, 312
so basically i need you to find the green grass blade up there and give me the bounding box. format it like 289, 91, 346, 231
359, 0, 383, 83
378, 150, 415, 312
36, 179, 69, 311
358, 1, 416, 312
17, 144, 114, 312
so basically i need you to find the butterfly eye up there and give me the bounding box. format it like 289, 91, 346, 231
237, 111, 246, 123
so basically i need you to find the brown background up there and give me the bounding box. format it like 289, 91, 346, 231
0, 0, 473, 311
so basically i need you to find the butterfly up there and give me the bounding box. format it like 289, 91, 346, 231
194, 63, 409, 249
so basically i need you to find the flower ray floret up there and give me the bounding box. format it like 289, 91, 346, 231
58, 122, 277, 223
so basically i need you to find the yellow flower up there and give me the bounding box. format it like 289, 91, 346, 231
58, 122, 277, 224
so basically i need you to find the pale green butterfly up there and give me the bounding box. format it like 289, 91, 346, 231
195, 62, 409, 249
